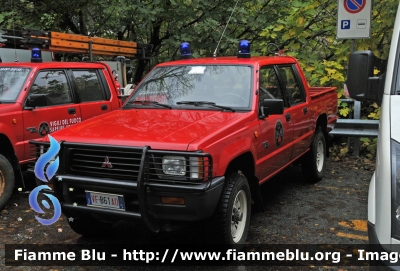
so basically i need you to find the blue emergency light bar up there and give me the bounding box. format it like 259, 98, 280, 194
238, 40, 251, 58
180, 42, 193, 59
31, 48, 43, 63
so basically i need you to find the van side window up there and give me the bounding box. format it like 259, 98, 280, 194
259, 66, 284, 101
29, 70, 72, 106
73, 70, 106, 102
277, 65, 305, 105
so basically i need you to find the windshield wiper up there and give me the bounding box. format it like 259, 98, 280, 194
126, 100, 172, 109
176, 101, 235, 112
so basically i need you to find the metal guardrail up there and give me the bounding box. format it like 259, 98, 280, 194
330, 99, 379, 156
330, 119, 379, 137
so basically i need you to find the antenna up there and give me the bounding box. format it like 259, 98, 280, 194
213, 0, 241, 58
10, 0, 18, 62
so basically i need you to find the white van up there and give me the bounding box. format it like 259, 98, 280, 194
0, 48, 53, 62
345, 3, 400, 270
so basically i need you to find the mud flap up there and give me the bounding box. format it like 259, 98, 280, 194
249, 177, 266, 212
11, 154, 25, 189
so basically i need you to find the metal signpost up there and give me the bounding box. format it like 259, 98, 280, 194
336, 0, 372, 156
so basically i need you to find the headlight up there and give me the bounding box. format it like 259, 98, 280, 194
393, 140, 400, 239
162, 156, 186, 175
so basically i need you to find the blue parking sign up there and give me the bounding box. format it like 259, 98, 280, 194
341, 20, 351, 29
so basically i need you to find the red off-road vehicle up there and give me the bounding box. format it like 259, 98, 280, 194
32, 41, 337, 246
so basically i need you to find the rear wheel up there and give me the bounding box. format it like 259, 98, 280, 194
301, 129, 326, 183
208, 172, 251, 248
67, 214, 112, 237
0, 154, 15, 210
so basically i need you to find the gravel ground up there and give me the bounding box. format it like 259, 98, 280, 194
0, 155, 374, 271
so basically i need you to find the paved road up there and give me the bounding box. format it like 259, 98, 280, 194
0, 156, 373, 270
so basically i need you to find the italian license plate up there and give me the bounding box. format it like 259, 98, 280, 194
85, 191, 125, 210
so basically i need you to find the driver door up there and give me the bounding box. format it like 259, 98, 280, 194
256, 66, 294, 182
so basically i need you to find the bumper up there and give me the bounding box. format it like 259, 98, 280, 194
54, 174, 225, 223
368, 221, 400, 271
146, 177, 225, 221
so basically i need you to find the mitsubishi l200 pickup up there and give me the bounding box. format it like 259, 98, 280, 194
31, 41, 338, 246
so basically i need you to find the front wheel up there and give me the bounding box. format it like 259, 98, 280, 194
301, 129, 326, 183
0, 154, 15, 210
209, 172, 251, 247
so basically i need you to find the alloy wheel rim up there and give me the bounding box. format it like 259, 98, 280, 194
316, 140, 324, 172
231, 190, 247, 243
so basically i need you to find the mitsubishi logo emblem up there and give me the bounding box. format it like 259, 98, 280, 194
102, 156, 113, 168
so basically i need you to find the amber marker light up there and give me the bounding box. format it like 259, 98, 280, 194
254, 131, 259, 138
190, 157, 204, 179
12, 119, 17, 124
161, 197, 185, 205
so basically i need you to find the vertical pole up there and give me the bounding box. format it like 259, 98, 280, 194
89, 41, 93, 62
350, 39, 361, 156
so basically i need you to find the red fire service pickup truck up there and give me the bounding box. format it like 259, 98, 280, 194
31, 41, 337, 246
0, 56, 124, 210
0, 29, 153, 210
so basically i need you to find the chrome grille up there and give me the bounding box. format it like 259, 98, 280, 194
66, 145, 144, 180
30, 141, 213, 183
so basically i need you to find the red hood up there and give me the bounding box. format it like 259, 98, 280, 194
0, 103, 20, 114
51, 109, 241, 150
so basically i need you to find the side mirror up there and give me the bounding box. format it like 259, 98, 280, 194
346, 50, 384, 104
26, 94, 47, 109
112, 70, 118, 81
260, 99, 284, 119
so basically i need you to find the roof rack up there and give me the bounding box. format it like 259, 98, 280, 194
0, 29, 152, 60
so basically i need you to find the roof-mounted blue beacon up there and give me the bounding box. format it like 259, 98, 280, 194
238, 40, 251, 58
31, 48, 43, 63
180, 42, 193, 59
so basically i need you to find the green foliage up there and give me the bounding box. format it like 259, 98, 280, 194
338, 101, 351, 118
1, 0, 399, 157
360, 137, 378, 159
367, 103, 381, 120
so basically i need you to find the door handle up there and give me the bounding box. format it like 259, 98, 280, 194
68, 108, 76, 114
303, 107, 308, 114
101, 104, 108, 110
26, 127, 38, 133
286, 113, 291, 122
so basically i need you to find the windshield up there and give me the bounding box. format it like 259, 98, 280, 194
126, 65, 252, 109
0, 67, 30, 103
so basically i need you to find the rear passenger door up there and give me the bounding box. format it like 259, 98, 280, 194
276, 65, 312, 160
22, 69, 82, 160
71, 69, 113, 120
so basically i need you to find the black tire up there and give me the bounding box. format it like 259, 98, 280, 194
301, 129, 326, 183
208, 172, 251, 248
67, 214, 112, 237
0, 154, 15, 210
